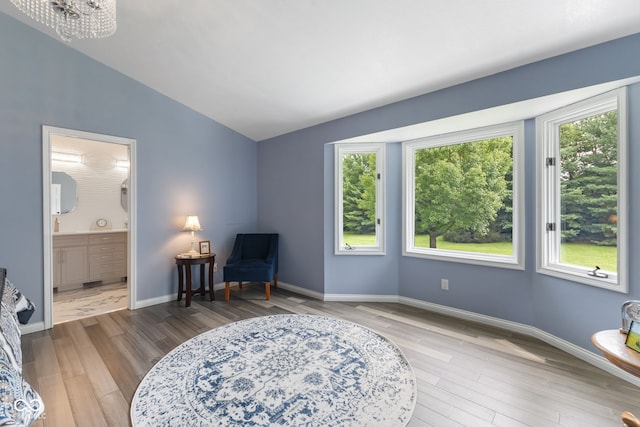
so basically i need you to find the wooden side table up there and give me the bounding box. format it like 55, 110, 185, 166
175, 254, 215, 307
592, 329, 640, 427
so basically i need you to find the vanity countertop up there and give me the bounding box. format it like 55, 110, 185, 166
53, 229, 128, 236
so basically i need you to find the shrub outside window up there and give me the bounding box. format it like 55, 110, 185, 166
335, 143, 385, 255
403, 122, 524, 269
537, 88, 628, 292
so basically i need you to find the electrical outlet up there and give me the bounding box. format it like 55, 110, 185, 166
441, 278, 449, 291
213, 263, 218, 272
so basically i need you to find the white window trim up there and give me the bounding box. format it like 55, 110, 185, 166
536, 88, 628, 293
334, 143, 386, 255
402, 122, 525, 270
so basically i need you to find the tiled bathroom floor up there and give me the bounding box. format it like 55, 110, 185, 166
53, 281, 128, 324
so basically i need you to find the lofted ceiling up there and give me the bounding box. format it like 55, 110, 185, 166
2, 1, 640, 141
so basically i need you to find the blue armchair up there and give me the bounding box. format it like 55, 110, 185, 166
223, 233, 278, 301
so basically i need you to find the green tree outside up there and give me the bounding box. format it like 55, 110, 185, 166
414, 137, 512, 248
340, 111, 617, 265
560, 111, 618, 247
342, 153, 376, 239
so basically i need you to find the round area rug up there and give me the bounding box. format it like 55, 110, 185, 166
131, 314, 416, 426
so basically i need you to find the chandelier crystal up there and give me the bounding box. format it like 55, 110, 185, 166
10, 0, 116, 43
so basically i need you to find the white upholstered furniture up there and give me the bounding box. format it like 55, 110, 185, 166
0, 268, 45, 425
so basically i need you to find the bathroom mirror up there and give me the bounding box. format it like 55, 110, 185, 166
121, 178, 128, 212
51, 171, 77, 214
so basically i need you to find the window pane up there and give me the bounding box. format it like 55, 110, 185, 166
537, 88, 626, 291
413, 137, 513, 256
342, 152, 377, 247
559, 110, 617, 273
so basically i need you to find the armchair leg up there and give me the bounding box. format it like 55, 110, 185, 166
265, 282, 270, 300
225, 282, 230, 301
239, 281, 243, 289
273, 274, 278, 288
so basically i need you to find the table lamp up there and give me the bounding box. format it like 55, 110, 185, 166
181, 215, 203, 257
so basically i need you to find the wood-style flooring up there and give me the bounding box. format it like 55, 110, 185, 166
21, 285, 640, 426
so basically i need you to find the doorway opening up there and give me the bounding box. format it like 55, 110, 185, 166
42, 126, 137, 329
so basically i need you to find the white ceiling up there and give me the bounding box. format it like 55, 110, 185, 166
2, 1, 640, 141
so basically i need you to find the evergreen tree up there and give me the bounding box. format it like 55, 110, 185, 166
560, 111, 617, 246
342, 153, 376, 234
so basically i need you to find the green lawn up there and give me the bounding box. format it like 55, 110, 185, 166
343, 232, 616, 271
343, 233, 377, 246
559, 242, 616, 272
419, 236, 513, 256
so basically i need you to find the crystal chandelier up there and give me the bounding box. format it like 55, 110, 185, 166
10, 0, 116, 43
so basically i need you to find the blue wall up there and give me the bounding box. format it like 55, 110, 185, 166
0, 13, 258, 316
258, 33, 640, 352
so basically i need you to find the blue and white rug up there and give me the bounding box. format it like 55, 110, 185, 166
131, 314, 416, 426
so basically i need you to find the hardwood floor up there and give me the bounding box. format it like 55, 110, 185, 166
21, 286, 640, 426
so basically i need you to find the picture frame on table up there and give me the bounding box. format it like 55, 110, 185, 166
199, 240, 211, 255
625, 321, 640, 353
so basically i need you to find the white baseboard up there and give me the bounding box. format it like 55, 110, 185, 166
20, 321, 45, 335
134, 282, 312, 306
24, 280, 639, 387
135, 293, 175, 309
398, 297, 533, 335
130, 285, 640, 386
135, 282, 295, 308
267, 286, 636, 386
324, 293, 399, 303
397, 296, 640, 388
277, 282, 325, 300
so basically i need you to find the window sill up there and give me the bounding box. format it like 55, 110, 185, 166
335, 248, 385, 256
403, 248, 524, 270
537, 265, 626, 293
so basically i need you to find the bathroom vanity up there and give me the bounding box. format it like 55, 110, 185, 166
53, 230, 127, 292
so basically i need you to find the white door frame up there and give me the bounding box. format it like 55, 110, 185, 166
42, 125, 138, 329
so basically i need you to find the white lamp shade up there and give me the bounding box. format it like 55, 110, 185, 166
182, 215, 203, 232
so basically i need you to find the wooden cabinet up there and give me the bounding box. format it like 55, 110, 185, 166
52, 234, 89, 291
53, 231, 127, 292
